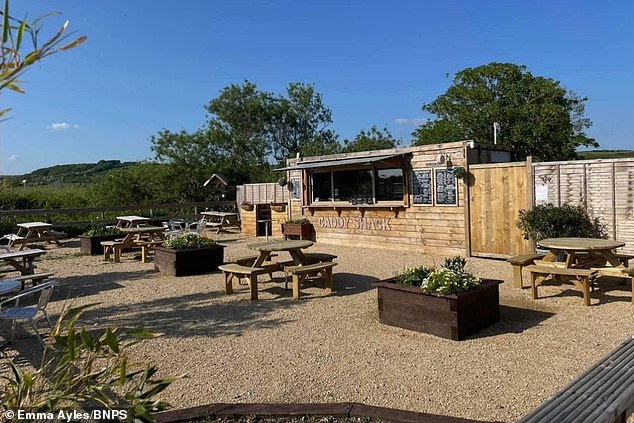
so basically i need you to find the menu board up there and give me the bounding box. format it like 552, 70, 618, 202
435, 169, 457, 205
413, 169, 432, 205
290, 178, 300, 200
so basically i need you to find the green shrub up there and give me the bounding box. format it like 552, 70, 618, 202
396, 266, 433, 287
421, 267, 480, 295
83, 223, 122, 237
0, 304, 178, 421
395, 256, 479, 295
516, 203, 607, 241
163, 232, 216, 250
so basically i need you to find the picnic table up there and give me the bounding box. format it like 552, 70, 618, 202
102, 226, 165, 262
200, 211, 240, 233
527, 237, 631, 305
218, 240, 337, 300
247, 239, 314, 266
115, 215, 151, 228
3, 222, 63, 251
0, 248, 47, 275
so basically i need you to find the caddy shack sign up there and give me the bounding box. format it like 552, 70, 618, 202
318, 216, 392, 231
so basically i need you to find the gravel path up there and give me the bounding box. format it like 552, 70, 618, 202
2, 234, 634, 422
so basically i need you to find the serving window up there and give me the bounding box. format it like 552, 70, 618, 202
310, 166, 404, 205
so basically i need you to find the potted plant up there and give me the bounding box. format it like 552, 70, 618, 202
79, 224, 123, 255
271, 203, 286, 213
240, 201, 254, 211
281, 217, 313, 240
516, 203, 607, 253
154, 233, 225, 277
375, 256, 502, 340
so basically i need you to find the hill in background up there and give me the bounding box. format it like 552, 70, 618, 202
1, 160, 137, 186
577, 150, 634, 160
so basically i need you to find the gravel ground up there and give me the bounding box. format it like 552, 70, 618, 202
2, 234, 634, 422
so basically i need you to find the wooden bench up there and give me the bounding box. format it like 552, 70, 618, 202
231, 253, 278, 266
139, 240, 165, 263
616, 253, 634, 267
284, 262, 337, 300
218, 264, 267, 300
12, 271, 55, 290
525, 264, 595, 306
519, 335, 634, 423
303, 252, 338, 264
592, 267, 634, 305
507, 253, 545, 289
101, 241, 127, 262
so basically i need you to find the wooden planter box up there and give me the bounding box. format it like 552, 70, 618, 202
281, 223, 314, 240
376, 278, 502, 340
79, 234, 121, 255
154, 245, 225, 277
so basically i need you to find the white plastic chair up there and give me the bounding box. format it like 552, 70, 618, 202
186, 219, 206, 235
0, 280, 55, 344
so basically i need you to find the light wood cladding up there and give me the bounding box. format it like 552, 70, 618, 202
469, 163, 532, 257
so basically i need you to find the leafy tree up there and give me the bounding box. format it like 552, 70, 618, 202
270, 82, 339, 162
341, 125, 399, 153
90, 163, 175, 205
204, 80, 272, 182
1, 0, 86, 118
150, 129, 220, 201
412, 63, 598, 161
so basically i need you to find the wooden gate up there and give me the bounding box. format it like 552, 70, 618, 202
468, 162, 532, 258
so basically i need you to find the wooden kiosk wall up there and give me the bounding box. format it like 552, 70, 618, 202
287, 142, 470, 257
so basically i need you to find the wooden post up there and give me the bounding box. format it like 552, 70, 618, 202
526, 156, 535, 253
611, 161, 617, 239
463, 142, 472, 257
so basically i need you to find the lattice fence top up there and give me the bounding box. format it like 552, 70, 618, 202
241, 183, 289, 205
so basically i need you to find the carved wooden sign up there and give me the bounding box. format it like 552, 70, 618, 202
318, 216, 391, 231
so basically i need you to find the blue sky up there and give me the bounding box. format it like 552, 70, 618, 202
1, 1, 633, 175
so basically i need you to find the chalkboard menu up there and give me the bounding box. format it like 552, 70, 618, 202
413, 169, 432, 205
435, 169, 457, 205
290, 178, 300, 200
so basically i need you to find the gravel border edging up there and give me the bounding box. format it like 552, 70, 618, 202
153, 403, 503, 423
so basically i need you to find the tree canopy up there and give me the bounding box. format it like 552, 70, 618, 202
412, 62, 598, 161
341, 126, 399, 153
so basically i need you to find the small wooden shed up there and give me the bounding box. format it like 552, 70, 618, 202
275, 141, 513, 256
238, 182, 289, 237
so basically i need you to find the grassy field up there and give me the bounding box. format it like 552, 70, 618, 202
577, 150, 634, 160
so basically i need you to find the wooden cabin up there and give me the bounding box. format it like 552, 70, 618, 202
274, 141, 513, 256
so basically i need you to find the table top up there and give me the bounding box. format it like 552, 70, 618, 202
539, 237, 626, 251
0, 280, 21, 295
17, 222, 52, 229
0, 248, 47, 259
247, 240, 313, 252
201, 211, 238, 217
116, 215, 150, 222
118, 226, 165, 233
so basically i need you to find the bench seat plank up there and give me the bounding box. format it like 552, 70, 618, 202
525, 264, 595, 306
285, 262, 337, 300
519, 336, 634, 423
507, 253, 545, 288
218, 264, 266, 300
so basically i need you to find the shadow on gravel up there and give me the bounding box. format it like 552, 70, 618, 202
536, 275, 632, 305
52, 270, 156, 299
468, 305, 555, 340
71, 291, 290, 340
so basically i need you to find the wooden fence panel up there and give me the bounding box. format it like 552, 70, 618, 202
469, 163, 532, 257
533, 158, 634, 254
